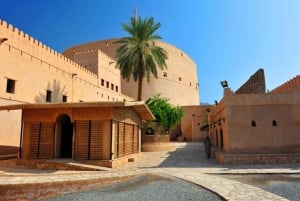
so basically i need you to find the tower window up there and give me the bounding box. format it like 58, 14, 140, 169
111, 83, 114, 90
179, 77, 182, 81
116, 86, 119, 92
106, 81, 109, 88
46, 90, 52, 102
6, 78, 15, 94
62, 95, 68, 102
272, 120, 277, 126
101, 79, 104, 86
251, 120, 256, 127
163, 72, 167, 77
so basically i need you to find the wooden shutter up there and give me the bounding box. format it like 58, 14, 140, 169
74, 120, 89, 160
28, 122, 40, 159
38, 122, 55, 159
90, 120, 104, 160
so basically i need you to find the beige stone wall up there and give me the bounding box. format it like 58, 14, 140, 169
209, 86, 300, 158
271, 75, 300, 94
0, 100, 21, 146
180, 105, 210, 142
0, 20, 132, 104
63, 39, 200, 106
0, 20, 133, 148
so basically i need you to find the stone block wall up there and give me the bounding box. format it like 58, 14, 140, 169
215, 149, 300, 164
271, 75, 300, 94
235, 68, 266, 94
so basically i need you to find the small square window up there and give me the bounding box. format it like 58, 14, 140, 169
62, 95, 67, 102
6, 79, 15, 94
46, 90, 52, 102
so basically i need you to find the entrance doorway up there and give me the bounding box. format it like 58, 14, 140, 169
56, 114, 73, 158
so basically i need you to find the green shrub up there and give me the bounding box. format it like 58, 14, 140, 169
146, 94, 184, 132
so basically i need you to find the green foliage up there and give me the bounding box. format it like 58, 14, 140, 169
115, 17, 168, 101
146, 94, 184, 132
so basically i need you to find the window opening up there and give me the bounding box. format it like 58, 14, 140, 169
62, 95, 67, 102
251, 120, 256, 127
46, 90, 52, 102
6, 78, 15, 93
272, 120, 277, 126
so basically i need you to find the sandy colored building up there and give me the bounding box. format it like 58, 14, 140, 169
176, 105, 210, 142
0, 19, 200, 156
0, 101, 154, 167
209, 69, 300, 164
63, 39, 199, 106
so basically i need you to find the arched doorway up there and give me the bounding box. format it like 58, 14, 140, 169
55, 114, 73, 158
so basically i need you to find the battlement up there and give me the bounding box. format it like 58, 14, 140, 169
74, 47, 115, 62
0, 19, 97, 79
271, 75, 300, 94
235, 68, 266, 94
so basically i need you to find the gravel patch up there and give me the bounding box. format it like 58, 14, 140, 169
42, 174, 223, 201
219, 174, 300, 201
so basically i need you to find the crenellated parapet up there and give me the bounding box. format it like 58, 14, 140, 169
271, 75, 300, 94
0, 19, 97, 80
235, 69, 266, 94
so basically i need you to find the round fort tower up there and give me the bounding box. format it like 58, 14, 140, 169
63, 39, 200, 106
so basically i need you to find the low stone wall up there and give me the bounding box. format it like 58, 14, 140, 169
141, 135, 172, 152
214, 149, 300, 164
16, 153, 141, 169
87, 153, 140, 168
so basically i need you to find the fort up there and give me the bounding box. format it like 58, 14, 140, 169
0, 18, 299, 166
0, 19, 201, 164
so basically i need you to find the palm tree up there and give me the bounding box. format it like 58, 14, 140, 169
115, 17, 168, 101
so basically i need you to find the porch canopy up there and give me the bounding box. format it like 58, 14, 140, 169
0, 101, 155, 121
0, 101, 155, 167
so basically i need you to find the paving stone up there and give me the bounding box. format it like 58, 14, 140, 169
0, 142, 297, 200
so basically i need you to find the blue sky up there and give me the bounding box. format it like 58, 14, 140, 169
1, 0, 299, 104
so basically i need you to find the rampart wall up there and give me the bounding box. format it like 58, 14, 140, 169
271, 75, 300, 94
0, 19, 132, 148
0, 19, 97, 83
235, 68, 266, 94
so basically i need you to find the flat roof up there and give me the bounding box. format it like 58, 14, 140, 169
0, 101, 155, 121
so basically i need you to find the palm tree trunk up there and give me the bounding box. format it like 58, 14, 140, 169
137, 74, 143, 101
137, 57, 143, 101
137, 54, 144, 101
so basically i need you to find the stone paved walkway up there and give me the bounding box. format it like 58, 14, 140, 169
0, 142, 299, 200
